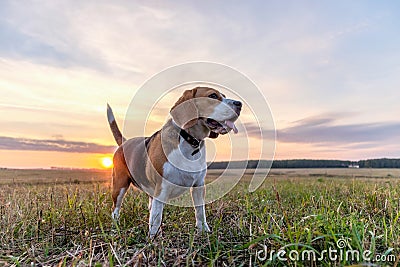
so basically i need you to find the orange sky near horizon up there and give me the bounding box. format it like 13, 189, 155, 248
0, 150, 115, 169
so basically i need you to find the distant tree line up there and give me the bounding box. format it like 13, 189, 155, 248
208, 158, 400, 169
358, 158, 400, 168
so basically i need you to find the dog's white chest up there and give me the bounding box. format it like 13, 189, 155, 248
162, 159, 206, 187
161, 155, 206, 200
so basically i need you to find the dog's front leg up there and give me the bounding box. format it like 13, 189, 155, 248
149, 198, 164, 238
191, 186, 210, 232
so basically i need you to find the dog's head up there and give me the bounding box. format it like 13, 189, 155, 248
170, 87, 242, 138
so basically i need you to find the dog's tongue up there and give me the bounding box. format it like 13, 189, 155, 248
225, 120, 238, 134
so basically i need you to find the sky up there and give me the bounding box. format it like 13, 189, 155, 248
0, 0, 400, 168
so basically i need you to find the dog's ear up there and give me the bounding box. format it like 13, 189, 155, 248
208, 131, 219, 139
170, 88, 198, 129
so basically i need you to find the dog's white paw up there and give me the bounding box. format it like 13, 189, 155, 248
111, 210, 120, 221
197, 222, 211, 233
148, 227, 162, 239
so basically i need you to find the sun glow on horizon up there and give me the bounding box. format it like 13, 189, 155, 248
101, 157, 113, 169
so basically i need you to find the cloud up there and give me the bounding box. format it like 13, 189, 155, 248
239, 121, 276, 140
0, 1, 218, 77
277, 115, 400, 145
241, 114, 400, 153
0, 136, 115, 153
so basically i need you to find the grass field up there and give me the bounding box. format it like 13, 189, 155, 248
0, 168, 399, 266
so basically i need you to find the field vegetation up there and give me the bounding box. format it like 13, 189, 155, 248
0, 168, 399, 266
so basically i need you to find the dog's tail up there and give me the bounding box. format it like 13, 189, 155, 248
107, 104, 125, 146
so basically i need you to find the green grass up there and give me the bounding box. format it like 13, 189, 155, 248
0, 169, 399, 266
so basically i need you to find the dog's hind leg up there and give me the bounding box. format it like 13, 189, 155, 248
111, 148, 132, 220
111, 157, 131, 220
111, 169, 131, 220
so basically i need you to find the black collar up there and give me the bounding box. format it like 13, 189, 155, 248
179, 129, 201, 155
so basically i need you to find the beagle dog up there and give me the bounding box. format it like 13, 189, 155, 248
107, 87, 241, 237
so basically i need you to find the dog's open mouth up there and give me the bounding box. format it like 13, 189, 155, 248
206, 118, 238, 134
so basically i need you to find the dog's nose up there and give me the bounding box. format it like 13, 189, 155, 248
233, 101, 242, 108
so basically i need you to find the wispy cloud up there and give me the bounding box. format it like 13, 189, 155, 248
277, 115, 400, 145
240, 122, 275, 140
241, 114, 400, 155
0, 136, 115, 153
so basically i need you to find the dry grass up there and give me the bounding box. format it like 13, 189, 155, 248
0, 168, 399, 266
0, 169, 110, 185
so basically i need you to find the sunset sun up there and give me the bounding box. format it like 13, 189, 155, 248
101, 157, 113, 169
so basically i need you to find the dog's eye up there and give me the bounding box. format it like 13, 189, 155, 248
208, 93, 218, 99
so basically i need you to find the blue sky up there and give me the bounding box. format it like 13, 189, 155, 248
0, 1, 399, 167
